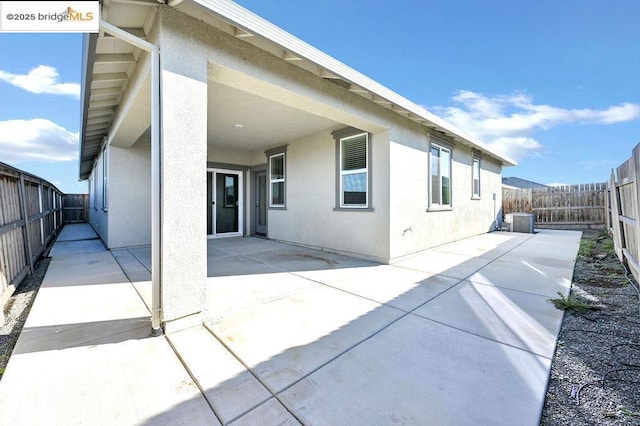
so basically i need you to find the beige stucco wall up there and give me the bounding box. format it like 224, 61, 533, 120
207, 147, 265, 166
107, 140, 152, 248
265, 129, 391, 262
389, 123, 503, 261
88, 149, 108, 244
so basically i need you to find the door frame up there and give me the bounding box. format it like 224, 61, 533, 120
207, 168, 244, 239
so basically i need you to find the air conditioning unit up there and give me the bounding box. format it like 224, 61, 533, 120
505, 213, 535, 233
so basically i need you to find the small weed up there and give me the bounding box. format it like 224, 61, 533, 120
579, 240, 595, 257
602, 239, 615, 254
620, 406, 640, 418
549, 292, 601, 313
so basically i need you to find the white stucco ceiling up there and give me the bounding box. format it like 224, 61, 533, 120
207, 81, 338, 151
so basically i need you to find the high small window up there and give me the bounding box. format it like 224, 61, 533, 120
429, 143, 452, 208
269, 152, 285, 208
472, 157, 481, 199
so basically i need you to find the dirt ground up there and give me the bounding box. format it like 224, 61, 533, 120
541, 229, 640, 425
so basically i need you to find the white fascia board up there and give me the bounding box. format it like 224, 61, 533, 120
188, 0, 516, 166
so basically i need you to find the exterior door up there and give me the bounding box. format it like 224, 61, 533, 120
254, 171, 267, 235
207, 169, 243, 237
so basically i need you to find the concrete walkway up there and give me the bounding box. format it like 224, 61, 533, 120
0, 224, 582, 425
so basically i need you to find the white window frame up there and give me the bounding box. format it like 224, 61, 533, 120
472, 157, 481, 199
428, 141, 453, 210
339, 132, 369, 209
90, 175, 95, 209
269, 152, 286, 208
102, 147, 108, 211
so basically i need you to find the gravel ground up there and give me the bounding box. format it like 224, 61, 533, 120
541, 230, 640, 425
0, 258, 50, 379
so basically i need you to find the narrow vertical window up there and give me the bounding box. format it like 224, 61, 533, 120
429, 143, 452, 208
472, 158, 481, 198
90, 176, 95, 209
269, 153, 285, 207
340, 133, 368, 208
102, 148, 108, 211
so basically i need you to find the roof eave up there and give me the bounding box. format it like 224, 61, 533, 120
79, 33, 98, 181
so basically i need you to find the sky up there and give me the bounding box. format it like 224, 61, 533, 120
0, 0, 639, 193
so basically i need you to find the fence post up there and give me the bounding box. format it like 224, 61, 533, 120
631, 145, 640, 267
17, 174, 34, 274
604, 183, 611, 232
609, 170, 624, 262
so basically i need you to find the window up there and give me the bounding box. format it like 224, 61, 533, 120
472, 157, 481, 199
224, 175, 236, 207
266, 146, 287, 208
102, 148, 108, 211
340, 133, 368, 207
90, 176, 95, 209
429, 142, 452, 208
265, 145, 287, 209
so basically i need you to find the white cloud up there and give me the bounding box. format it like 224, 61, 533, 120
578, 159, 616, 170
0, 65, 80, 98
434, 90, 640, 160
0, 119, 78, 162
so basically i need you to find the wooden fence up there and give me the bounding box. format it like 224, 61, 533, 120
63, 194, 89, 223
608, 143, 640, 283
503, 183, 607, 229
0, 162, 64, 325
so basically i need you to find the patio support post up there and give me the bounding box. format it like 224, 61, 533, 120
157, 16, 208, 333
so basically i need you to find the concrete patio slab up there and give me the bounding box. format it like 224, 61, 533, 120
412, 280, 564, 357
206, 283, 404, 393
229, 398, 300, 425
112, 247, 152, 283
0, 225, 583, 426
467, 256, 573, 298
40, 250, 129, 286
431, 231, 531, 258
48, 238, 106, 256
392, 249, 496, 279
55, 223, 98, 242
0, 335, 219, 426
208, 253, 283, 277
168, 326, 272, 424
246, 245, 374, 272
0, 224, 219, 426
206, 271, 321, 322
298, 265, 462, 312
279, 314, 551, 426
207, 236, 288, 255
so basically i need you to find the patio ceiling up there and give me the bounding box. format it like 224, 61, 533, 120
207, 81, 339, 152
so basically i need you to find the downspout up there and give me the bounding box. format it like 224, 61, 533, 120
99, 20, 163, 336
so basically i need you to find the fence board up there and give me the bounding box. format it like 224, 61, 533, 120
503, 182, 607, 229
0, 162, 70, 326
63, 194, 89, 223
608, 143, 640, 283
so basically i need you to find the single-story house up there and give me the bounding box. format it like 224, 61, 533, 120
502, 177, 548, 190
80, 0, 515, 333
